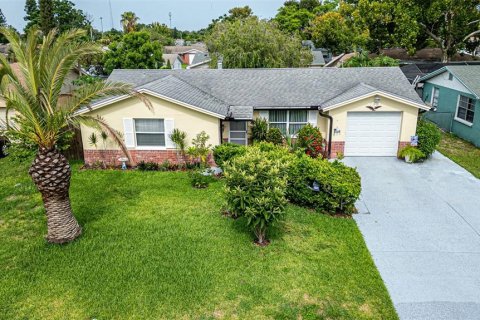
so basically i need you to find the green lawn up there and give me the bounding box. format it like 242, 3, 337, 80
437, 132, 480, 179
0, 157, 397, 320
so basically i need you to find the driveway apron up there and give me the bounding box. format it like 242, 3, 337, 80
344, 152, 480, 320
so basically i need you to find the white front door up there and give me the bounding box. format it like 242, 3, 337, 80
344, 112, 402, 156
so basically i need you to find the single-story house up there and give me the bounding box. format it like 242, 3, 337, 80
77, 67, 428, 165
420, 65, 480, 146
162, 54, 183, 70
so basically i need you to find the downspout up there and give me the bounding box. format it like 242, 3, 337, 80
312, 106, 333, 159
219, 119, 224, 144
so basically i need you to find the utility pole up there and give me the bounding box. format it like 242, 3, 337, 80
108, 0, 114, 30
169, 12, 172, 29
100, 16, 104, 35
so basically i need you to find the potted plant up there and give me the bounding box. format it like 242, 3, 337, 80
398, 146, 425, 163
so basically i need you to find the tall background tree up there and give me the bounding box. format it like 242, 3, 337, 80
0, 10, 7, 43
103, 31, 163, 73
24, 0, 89, 34
121, 11, 139, 33
39, 0, 55, 34
414, 0, 480, 62
206, 16, 312, 68
24, 0, 40, 32
0, 27, 149, 243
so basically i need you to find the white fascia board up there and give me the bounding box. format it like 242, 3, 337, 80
322, 91, 430, 111
75, 90, 226, 119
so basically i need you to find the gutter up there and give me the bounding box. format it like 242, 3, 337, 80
311, 106, 333, 159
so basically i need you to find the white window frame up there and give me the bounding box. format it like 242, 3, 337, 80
228, 121, 248, 145
454, 95, 475, 127
134, 118, 167, 150
431, 87, 440, 108
269, 110, 308, 137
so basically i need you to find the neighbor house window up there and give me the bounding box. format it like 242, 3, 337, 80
229, 121, 247, 145
456, 95, 475, 123
431, 87, 440, 108
269, 110, 307, 136
134, 119, 165, 146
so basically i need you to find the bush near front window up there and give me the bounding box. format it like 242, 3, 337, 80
212, 143, 247, 168
223, 147, 289, 245
417, 119, 441, 158
287, 155, 361, 214
265, 127, 284, 145
296, 124, 324, 158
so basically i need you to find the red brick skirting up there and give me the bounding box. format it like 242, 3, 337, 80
398, 141, 411, 150
330, 141, 345, 158
84, 149, 182, 166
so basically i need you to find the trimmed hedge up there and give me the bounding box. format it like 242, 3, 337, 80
212, 143, 247, 168
287, 155, 361, 214
417, 119, 441, 158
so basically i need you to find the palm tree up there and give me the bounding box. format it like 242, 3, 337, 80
0, 27, 149, 244
121, 11, 139, 33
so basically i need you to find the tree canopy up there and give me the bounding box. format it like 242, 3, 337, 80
103, 31, 163, 74
206, 17, 312, 68
23, 0, 89, 34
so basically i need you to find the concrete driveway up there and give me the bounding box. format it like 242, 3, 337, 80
343, 153, 480, 320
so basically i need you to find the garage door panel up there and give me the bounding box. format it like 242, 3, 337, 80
345, 112, 401, 157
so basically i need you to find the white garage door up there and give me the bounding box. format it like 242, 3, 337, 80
345, 112, 402, 156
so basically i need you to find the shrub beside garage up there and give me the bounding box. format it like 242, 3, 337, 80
223, 143, 362, 244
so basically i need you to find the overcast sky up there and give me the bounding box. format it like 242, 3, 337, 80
0, 0, 285, 32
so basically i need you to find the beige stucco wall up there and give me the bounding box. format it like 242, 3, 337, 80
80, 95, 221, 151
328, 96, 419, 142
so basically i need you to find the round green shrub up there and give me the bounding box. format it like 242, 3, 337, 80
417, 119, 441, 158
212, 143, 247, 168
266, 127, 284, 145
287, 155, 361, 214
223, 147, 289, 245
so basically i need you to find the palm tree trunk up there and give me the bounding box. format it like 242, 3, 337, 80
29, 148, 82, 243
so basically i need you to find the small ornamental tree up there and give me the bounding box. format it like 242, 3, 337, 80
224, 147, 288, 245
297, 124, 324, 158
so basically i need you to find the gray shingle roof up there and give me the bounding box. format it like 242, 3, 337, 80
228, 106, 254, 120
139, 75, 229, 116
447, 66, 480, 98
420, 65, 480, 98
191, 52, 210, 66
321, 83, 378, 108
103, 67, 424, 117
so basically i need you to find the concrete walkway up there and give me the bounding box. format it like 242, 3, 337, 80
344, 153, 480, 320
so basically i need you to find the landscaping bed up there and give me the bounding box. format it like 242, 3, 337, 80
0, 157, 397, 319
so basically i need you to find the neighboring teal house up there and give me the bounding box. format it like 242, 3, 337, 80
420, 66, 480, 147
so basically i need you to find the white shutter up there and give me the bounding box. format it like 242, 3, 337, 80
123, 118, 135, 148
164, 119, 175, 148
259, 110, 269, 121
308, 110, 318, 127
